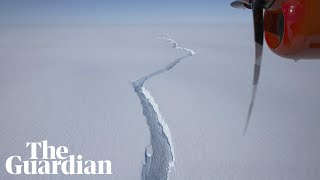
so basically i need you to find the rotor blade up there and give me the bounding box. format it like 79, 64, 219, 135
230, 1, 252, 9
236, 0, 251, 5
244, 0, 264, 134
231, 1, 247, 9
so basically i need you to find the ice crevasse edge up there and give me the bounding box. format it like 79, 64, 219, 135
131, 36, 195, 180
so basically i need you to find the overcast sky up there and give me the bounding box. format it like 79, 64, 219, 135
0, 0, 251, 24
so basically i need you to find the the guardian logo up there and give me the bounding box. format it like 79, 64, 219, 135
5, 140, 112, 175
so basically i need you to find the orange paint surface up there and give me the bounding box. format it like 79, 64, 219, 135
264, 0, 320, 59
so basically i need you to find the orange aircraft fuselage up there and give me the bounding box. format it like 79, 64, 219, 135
264, 0, 320, 59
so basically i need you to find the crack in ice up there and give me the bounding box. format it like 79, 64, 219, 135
131, 36, 195, 180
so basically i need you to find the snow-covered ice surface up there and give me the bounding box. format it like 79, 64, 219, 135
1, 24, 320, 180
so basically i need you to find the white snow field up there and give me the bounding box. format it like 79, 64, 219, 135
1, 24, 320, 180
